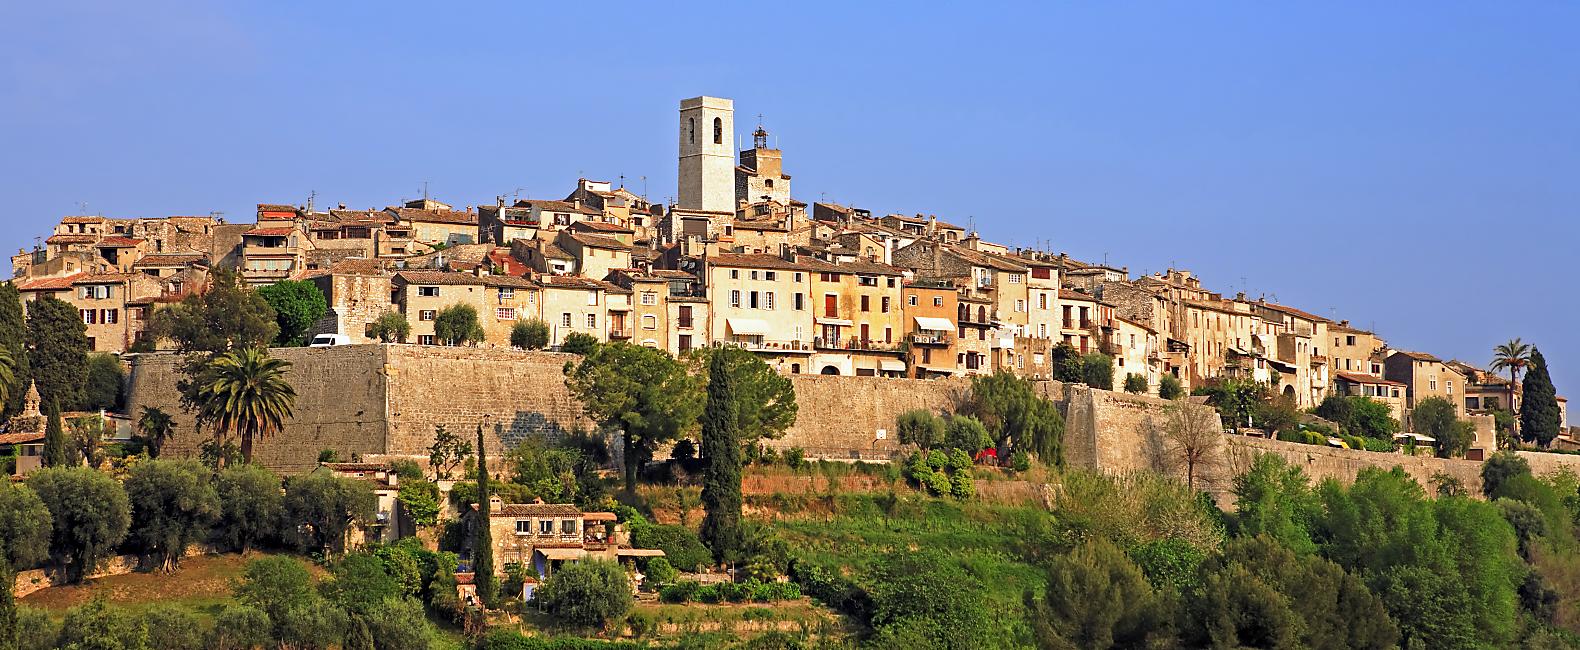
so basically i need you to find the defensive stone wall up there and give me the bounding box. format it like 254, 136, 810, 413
124, 346, 1580, 497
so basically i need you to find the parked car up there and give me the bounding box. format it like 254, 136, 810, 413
309, 334, 351, 348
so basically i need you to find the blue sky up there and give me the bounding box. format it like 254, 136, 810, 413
3, 2, 1576, 401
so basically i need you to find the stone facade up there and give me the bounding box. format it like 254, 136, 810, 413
678, 96, 735, 213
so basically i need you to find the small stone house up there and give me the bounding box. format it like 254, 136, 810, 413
474, 499, 662, 598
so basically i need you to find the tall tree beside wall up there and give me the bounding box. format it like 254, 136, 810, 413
1520, 348, 1562, 447
564, 343, 704, 492
256, 280, 329, 347
42, 400, 68, 468
0, 282, 28, 419
699, 351, 744, 566
473, 422, 499, 608
25, 296, 88, 410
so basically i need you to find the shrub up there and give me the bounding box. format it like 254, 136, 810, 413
924, 470, 952, 497
1010, 450, 1032, 472
535, 560, 634, 628
1123, 373, 1148, 394
949, 471, 976, 500
630, 523, 711, 572
1159, 375, 1184, 400
643, 556, 678, 587
512, 320, 550, 350
783, 447, 806, 470
659, 580, 700, 603
896, 409, 945, 449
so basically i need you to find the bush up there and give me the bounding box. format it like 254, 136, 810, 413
1123, 373, 1148, 394
949, 471, 976, 500
1159, 375, 1184, 400
944, 415, 991, 453
643, 556, 678, 587
659, 580, 700, 603
512, 319, 550, 350
924, 470, 952, 497
783, 447, 806, 470
1010, 450, 1032, 472
897, 409, 945, 449
630, 523, 711, 572
536, 560, 634, 628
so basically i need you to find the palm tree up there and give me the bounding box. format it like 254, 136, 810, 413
192, 348, 296, 465
137, 406, 176, 458
1491, 338, 1533, 416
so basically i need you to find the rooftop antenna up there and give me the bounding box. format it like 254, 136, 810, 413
513, 187, 525, 201
77, 201, 88, 215
641, 176, 648, 200
618, 174, 625, 189
209, 210, 225, 224
306, 190, 317, 212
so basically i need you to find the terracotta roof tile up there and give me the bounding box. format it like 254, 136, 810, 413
563, 232, 630, 251
493, 503, 582, 517
245, 227, 295, 237
45, 235, 97, 245
132, 253, 208, 267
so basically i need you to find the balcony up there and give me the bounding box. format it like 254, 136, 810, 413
723, 339, 811, 353
608, 326, 632, 339
814, 337, 903, 352
909, 332, 953, 346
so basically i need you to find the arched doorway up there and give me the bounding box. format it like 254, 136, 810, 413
820, 366, 841, 375
1282, 385, 1295, 400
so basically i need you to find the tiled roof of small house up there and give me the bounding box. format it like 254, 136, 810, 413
494, 503, 582, 517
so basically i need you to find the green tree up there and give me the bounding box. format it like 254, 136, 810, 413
281, 471, 375, 555
370, 311, 411, 343
67, 414, 101, 468
965, 371, 1065, 464
867, 549, 997, 649
474, 421, 499, 608
1480, 451, 1532, 498
256, 280, 328, 347
147, 267, 278, 354
944, 414, 992, 453
1163, 402, 1221, 491
360, 596, 432, 650
79, 352, 123, 412
206, 605, 272, 650
25, 296, 88, 410
896, 409, 944, 450
0, 347, 15, 414
699, 350, 744, 566
321, 552, 403, 617
1122, 373, 1147, 394
1031, 537, 1174, 650
0, 483, 52, 572
56, 599, 152, 650
686, 346, 798, 447
397, 479, 441, 528
234, 555, 317, 625
1194, 378, 1260, 429
536, 559, 634, 629
1349, 396, 1401, 440
1080, 352, 1114, 390
1158, 375, 1183, 400
560, 332, 599, 355
1520, 347, 1562, 446
511, 319, 549, 350
427, 424, 473, 480
433, 303, 485, 346
42, 399, 68, 468
0, 282, 30, 419
1413, 396, 1474, 458
125, 459, 220, 571
565, 343, 704, 492
1491, 337, 1532, 419
1314, 394, 1355, 429
1232, 453, 1320, 555
216, 463, 283, 553
27, 466, 131, 583
136, 406, 176, 458
191, 347, 297, 464
1048, 341, 1084, 383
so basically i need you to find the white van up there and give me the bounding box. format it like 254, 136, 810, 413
308, 334, 351, 348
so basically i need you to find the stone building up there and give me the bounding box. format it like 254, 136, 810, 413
474, 499, 660, 595
16, 272, 162, 353
696, 252, 816, 372
735, 124, 791, 207
1385, 350, 1468, 422
903, 280, 959, 378
537, 275, 627, 347
678, 96, 735, 214
392, 270, 539, 347
306, 259, 393, 344
807, 259, 906, 377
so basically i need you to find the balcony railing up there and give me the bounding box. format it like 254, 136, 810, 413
909, 332, 953, 346
814, 337, 903, 352
723, 339, 810, 352
608, 326, 632, 339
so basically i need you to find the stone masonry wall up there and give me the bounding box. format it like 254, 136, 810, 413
125, 345, 390, 474
767, 375, 973, 459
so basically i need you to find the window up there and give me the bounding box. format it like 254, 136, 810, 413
419, 310, 437, 321
678, 305, 693, 328
750, 270, 759, 280
1347, 335, 1356, 346
418, 335, 435, 345
881, 296, 890, 313
642, 314, 657, 330
764, 292, 775, 310
884, 326, 892, 343
933, 296, 943, 307
793, 272, 802, 282
748, 291, 759, 308
540, 519, 554, 535
824, 294, 838, 316
887, 277, 896, 288
908, 295, 918, 307
496, 307, 516, 321
861, 295, 870, 312
640, 291, 657, 306
562, 313, 572, 327
587, 314, 597, 328
678, 334, 692, 352
765, 271, 776, 281
418, 286, 439, 297
1038, 293, 1047, 310
765, 178, 774, 189
713, 117, 723, 144
81, 309, 96, 325
499, 288, 514, 301
516, 520, 531, 534
858, 275, 878, 287
793, 293, 804, 310
688, 117, 695, 144
730, 269, 739, 280
1016, 299, 1026, 313
586, 291, 598, 306
1007, 274, 1023, 284
562, 519, 578, 534
1429, 377, 1438, 391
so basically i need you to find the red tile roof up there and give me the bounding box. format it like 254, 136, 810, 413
96, 236, 143, 247
492, 503, 582, 517
1335, 371, 1406, 387
16, 275, 83, 291
45, 234, 97, 245
392, 207, 477, 225
245, 227, 295, 237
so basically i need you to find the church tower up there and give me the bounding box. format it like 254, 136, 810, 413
677, 96, 735, 213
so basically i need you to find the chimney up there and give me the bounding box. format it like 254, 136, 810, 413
488, 495, 503, 511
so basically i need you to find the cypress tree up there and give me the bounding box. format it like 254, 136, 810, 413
699, 351, 744, 566
25, 296, 88, 411
43, 399, 68, 468
472, 422, 498, 608
0, 283, 28, 419
1520, 347, 1562, 447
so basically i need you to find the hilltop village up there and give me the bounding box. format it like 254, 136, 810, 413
8, 96, 1568, 454
5, 95, 1580, 650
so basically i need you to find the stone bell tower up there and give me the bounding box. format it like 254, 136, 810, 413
677, 96, 735, 213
